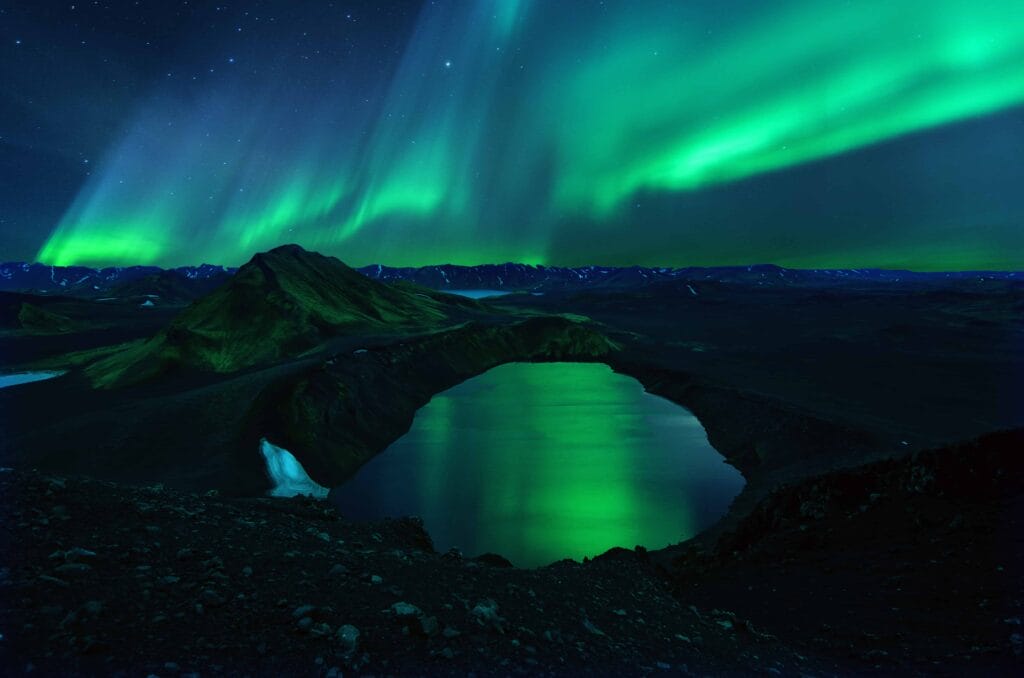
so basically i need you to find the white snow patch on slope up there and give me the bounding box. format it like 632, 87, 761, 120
259, 439, 329, 498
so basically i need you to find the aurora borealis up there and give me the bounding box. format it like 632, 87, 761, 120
4, 0, 1024, 269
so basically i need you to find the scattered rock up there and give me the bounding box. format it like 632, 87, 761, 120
390, 602, 423, 618
582, 615, 605, 637
293, 605, 318, 619
412, 615, 439, 638
200, 589, 225, 606
54, 563, 92, 577
64, 547, 97, 561
474, 553, 514, 568
336, 624, 359, 654
310, 622, 332, 637
470, 599, 506, 634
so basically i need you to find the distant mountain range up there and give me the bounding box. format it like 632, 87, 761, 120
0, 262, 236, 298
1, 256, 1018, 298
358, 262, 1020, 291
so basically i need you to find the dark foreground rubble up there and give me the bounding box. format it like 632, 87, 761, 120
2, 429, 1022, 676
673, 429, 1024, 676
0, 468, 825, 677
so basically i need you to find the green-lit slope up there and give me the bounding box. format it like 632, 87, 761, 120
86, 244, 468, 387
16, 303, 77, 334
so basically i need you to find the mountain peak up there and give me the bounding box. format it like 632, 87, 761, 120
260, 242, 312, 257
85, 246, 467, 388
257, 243, 334, 262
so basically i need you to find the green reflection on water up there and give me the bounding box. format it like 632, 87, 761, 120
332, 363, 744, 567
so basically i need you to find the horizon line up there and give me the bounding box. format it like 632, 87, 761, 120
4, 256, 1021, 276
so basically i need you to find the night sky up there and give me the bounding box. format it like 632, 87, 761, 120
2, 0, 1023, 270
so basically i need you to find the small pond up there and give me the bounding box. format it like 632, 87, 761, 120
446, 289, 509, 299
329, 362, 744, 567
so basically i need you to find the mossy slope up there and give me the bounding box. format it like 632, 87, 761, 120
87, 244, 465, 387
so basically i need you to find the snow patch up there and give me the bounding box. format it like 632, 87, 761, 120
259, 439, 329, 498
0, 371, 65, 389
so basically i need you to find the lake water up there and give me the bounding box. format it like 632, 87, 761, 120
0, 371, 65, 389
330, 362, 744, 567
446, 289, 509, 299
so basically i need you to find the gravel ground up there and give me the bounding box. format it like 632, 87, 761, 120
0, 468, 829, 677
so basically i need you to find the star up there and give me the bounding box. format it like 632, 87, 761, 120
444, 60, 452, 68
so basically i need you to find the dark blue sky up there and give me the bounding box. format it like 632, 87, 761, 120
2, 0, 1023, 270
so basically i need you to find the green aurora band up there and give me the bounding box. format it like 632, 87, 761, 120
38, 0, 1024, 268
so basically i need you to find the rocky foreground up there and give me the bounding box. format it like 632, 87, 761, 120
1, 469, 828, 677
2, 429, 1022, 676
671, 429, 1024, 676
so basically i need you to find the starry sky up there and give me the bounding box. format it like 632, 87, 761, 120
2, 0, 1023, 270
